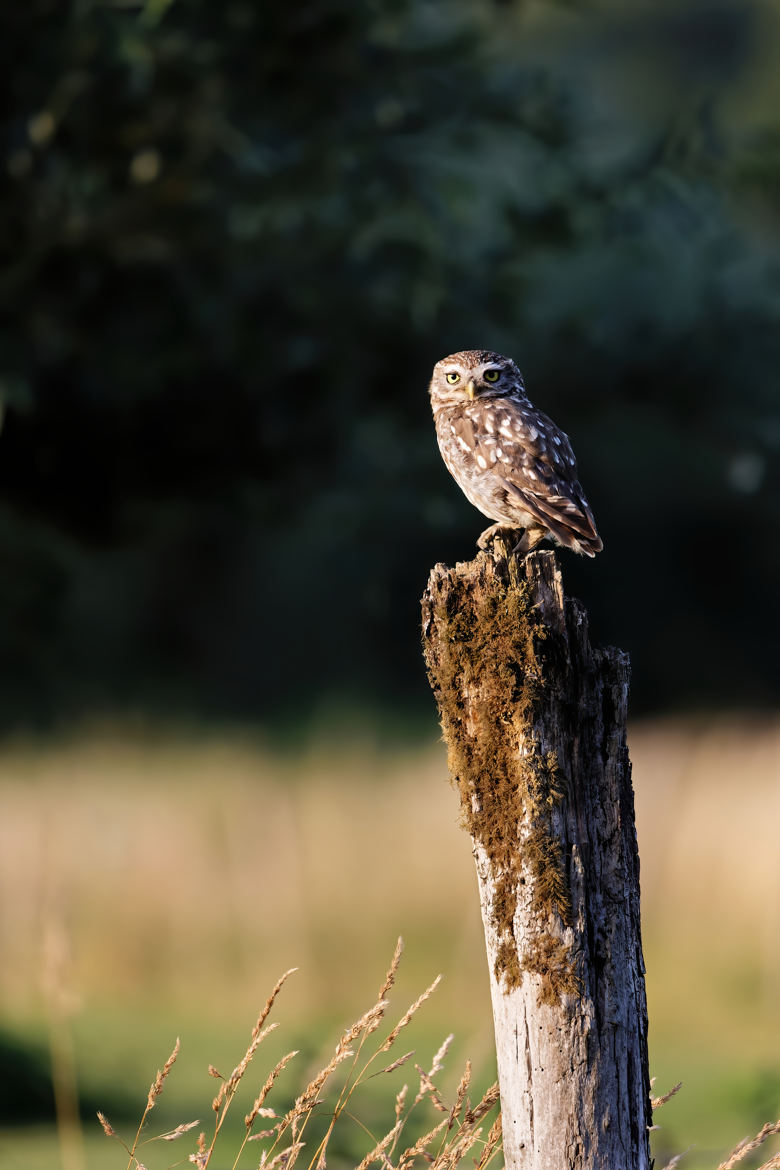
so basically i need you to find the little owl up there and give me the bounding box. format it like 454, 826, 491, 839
429, 350, 602, 557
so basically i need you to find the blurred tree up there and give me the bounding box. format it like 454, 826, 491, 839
0, 0, 778, 730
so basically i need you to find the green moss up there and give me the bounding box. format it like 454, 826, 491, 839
424, 552, 577, 1004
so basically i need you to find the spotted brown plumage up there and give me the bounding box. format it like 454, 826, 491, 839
429, 349, 603, 557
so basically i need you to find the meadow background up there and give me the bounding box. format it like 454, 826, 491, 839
1, 1, 779, 1167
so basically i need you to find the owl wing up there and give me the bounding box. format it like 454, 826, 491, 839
463, 401, 602, 554
504, 475, 602, 553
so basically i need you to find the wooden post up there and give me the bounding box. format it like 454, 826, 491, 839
421, 548, 651, 1170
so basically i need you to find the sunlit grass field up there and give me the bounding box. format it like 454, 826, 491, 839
1, 716, 778, 1169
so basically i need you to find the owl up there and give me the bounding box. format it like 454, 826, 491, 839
429, 350, 602, 557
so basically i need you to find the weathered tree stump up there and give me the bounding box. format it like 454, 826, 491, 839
421, 548, 651, 1170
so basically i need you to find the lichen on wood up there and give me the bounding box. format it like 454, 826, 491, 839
422, 551, 576, 999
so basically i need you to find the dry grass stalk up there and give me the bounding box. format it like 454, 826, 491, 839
98, 945, 501, 1170
476, 1113, 504, 1170
449, 1062, 471, 1128
97, 1111, 115, 1137
414, 1065, 448, 1112
428, 1035, 454, 1079
397, 1118, 449, 1167
378, 937, 404, 1002
379, 1051, 414, 1076
189, 1131, 208, 1169
464, 1082, 500, 1125
246, 1050, 300, 1129
248, 1128, 280, 1142
147, 1036, 180, 1110
652, 1082, 683, 1110
661, 1152, 689, 1170
284, 1044, 356, 1126
381, 976, 442, 1053
717, 1121, 780, 1170
262, 1140, 306, 1169
337, 1001, 389, 1054
160, 1120, 200, 1140
354, 1118, 405, 1170
214, 1022, 280, 1113
757, 1154, 780, 1170
435, 1123, 484, 1170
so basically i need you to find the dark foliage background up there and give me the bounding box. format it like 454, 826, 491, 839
1, 0, 779, 731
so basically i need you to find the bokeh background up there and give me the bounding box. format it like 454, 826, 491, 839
1, 1, 779, 1167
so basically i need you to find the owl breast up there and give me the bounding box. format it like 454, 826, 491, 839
434, 403, 539, 528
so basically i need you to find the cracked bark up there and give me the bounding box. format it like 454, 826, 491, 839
421, 549, 651, 1170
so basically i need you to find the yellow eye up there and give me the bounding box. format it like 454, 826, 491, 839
484, 369, 500, 383
445, 372, 460, 384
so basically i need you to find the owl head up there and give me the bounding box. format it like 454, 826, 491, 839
429, 350, 526, 405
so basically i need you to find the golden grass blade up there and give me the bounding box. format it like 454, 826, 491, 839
246, 1051, 300, 1129
377, 1050, 414, 1076
159, 1120, 200, 1140
717, 1122, 780, 1170
213, 1022, 280, 1113
431, 1123, 483, 1169
652, 1082, 683, 1111
97, 1112, 116, 1137
381, 976, 442, 1053
660, 1151, 690, 1170
336, 1001, 389, 1054
355, 1118, 405, 1170
428, 1035, 454, 1079
282, 1046, 356, 1129
414, 1065, 447, 1112
146, 1037, 180, 1110
474, 1112, 503, 1170
263, 1140, 305, 1169
464, 1082, 500, 1125
398, 1118, 449, 1168
378, 937, 404, 1002
449, 1062, 471, 1128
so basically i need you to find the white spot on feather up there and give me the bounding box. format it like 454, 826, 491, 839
476, 454, 488, 470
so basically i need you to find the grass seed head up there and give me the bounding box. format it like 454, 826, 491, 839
160, 1120, 200, 1140
147, 1037, 180, 1110
381, 975, 442, 1052
97, 1110, 115, 1137
378, 936, 404, 1002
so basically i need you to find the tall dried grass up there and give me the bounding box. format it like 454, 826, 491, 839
97, 940, 502, 1170
94, 949, 780, 1170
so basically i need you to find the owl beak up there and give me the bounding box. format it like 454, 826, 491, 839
466, 380, 476, 400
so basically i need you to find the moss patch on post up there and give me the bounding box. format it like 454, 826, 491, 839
423, 552, 578, 1002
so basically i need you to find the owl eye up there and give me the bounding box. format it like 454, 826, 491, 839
483, 369, 500, 383
445, 372, 460, 385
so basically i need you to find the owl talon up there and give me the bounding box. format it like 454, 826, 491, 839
477, 524, 518, 552
478, 524, 547, 561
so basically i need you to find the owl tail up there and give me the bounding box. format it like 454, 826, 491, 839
509, 483, 603, 557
